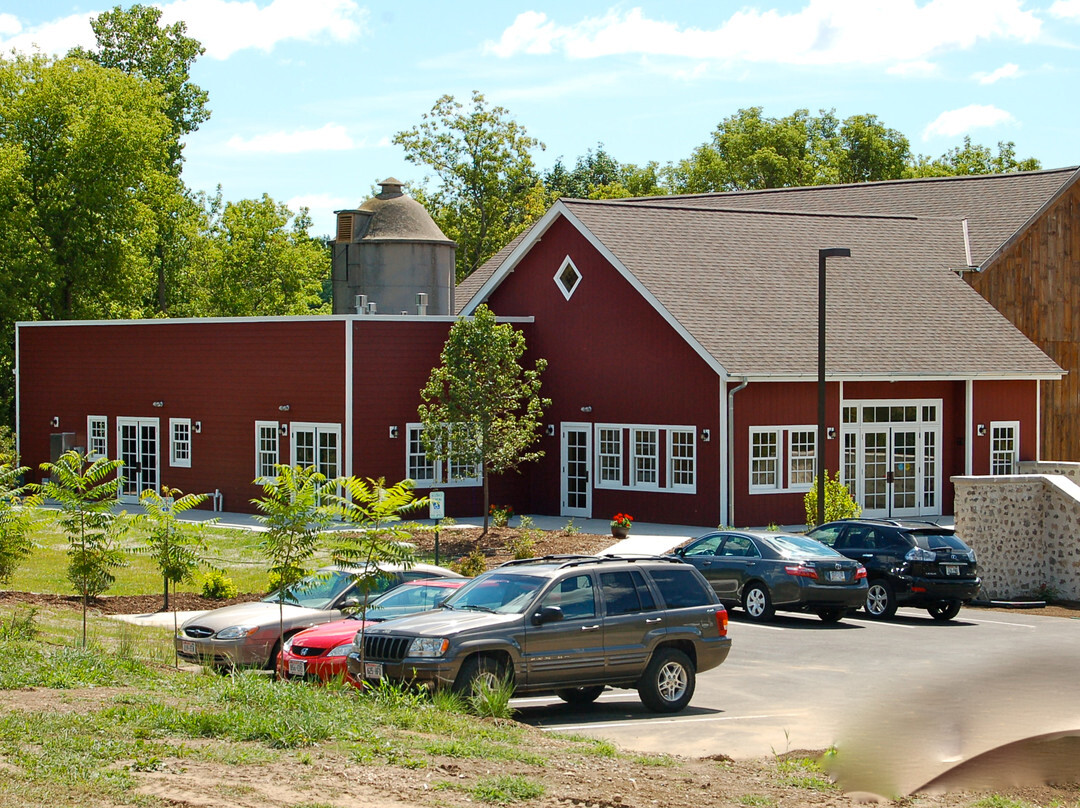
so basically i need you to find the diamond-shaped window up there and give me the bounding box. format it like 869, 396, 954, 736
554, 256, 582, 300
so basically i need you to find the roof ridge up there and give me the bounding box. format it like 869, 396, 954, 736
563, 198, 963, 224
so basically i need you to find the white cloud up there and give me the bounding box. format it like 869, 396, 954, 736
886, 60, 939, 77
287, 192, 355, 215
973, 63, 1021, 84
0, 0, 366, 61
485, 1, 1041, 67
1049, 0, 1080, 20
227, 123, 354, 154
922, 104, 1016, 140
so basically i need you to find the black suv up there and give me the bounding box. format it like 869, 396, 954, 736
807, 519, 980, 621
345, 555, 731, 713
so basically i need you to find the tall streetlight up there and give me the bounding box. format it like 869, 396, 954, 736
817, 247, 851, 527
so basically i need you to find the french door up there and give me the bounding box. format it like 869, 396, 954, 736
117, 418, 159, 502
290, 423, 341, 480
560, 423, 592, 518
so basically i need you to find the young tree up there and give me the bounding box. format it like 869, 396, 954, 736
134, 486, 215, 611
804, 472, 862, 529
251, 464, 337, 672
394, 91, 547, 280
0, 461, 38, 586
419, 305, 549, 534
37, 451, 128, 647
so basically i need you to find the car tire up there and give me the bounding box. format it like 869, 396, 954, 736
742, 583, 775, 621
864, 580, 898, 619
637, 648, 695, 713
555, 686, 605, 706
816, 607, 844, 623
453, 655, 510, 697
927, 600, 962, 621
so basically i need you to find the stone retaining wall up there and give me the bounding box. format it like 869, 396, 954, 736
953, 474, 1080, 600
1017, 461, 1080, 486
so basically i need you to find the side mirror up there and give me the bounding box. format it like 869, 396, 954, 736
340, 596, 360, 610
531, 605, 564, 626
673, 547, 686, 558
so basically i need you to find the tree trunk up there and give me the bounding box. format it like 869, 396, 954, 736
482, 467, 489, 536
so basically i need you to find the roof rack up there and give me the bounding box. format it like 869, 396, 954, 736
497, 554, 683, 571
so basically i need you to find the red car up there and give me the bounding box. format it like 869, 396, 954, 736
279, 577, 465, 682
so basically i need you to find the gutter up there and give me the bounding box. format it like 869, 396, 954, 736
727, 378, 749, 527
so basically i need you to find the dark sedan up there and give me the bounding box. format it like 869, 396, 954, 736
672, 531, 867, 623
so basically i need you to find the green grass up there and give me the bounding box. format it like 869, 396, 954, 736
738, 796, 776, 806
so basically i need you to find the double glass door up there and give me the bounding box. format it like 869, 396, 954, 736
117, 418, 159, 502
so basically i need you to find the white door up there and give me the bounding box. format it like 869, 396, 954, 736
560, 424, 591, 518
290, 423, 341, 479
859, 428, 927, 518
117, 418, 159, 502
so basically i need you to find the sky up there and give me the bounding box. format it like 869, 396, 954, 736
2, 0, 1079, 237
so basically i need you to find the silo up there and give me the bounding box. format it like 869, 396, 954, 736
331, 178, 456, 315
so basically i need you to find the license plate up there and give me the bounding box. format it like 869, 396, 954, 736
288, 659, 306, 677
181, 641, 196, 656
827, 571, 846, 582
944, 564, 960, 576
364, 661, 383, 679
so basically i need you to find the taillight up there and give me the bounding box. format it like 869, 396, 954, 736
855, 565, 867, 580
715, 607, 728, 637
784, 563, 818, 579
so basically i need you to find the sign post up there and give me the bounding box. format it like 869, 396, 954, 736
429, 491, 445, 566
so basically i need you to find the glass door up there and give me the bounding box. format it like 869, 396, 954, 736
116, 418, 159, 502
561, 424, 591, 518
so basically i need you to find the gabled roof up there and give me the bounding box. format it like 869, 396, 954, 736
459, 172, 1069, 381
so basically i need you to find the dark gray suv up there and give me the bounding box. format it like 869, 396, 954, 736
345, 555, 731, 713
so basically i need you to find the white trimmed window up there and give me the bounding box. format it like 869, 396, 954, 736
553, 256, 582, 300
406, 423, 481, 487
255, 421, 279, 482
750, 429, 780, 490
669, 429, 696, 491
87, 416, 107, 460
788, 430, 816, 490
598, 427, 622, 484
633, 428, 658, 487
990, 421, 1019, 475
170, 418, 192, 468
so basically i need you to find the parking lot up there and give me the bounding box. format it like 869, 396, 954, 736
512, 605, 1080, 791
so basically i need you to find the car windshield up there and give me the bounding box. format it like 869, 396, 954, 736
261, 570, 354, 609
363, 582, 460, 620
766, 534, 842, 559
441, 573, 546, 614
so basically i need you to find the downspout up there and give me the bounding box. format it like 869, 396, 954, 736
727, 378, 749, 527
13, 324, 19, 461
965, 379, 973, 475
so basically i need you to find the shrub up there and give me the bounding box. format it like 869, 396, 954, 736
506, 533, 535, 560
804, 472, 861, 529
201, 570, 238, 600
453, 550, 487, 577
488, 504, 513, 528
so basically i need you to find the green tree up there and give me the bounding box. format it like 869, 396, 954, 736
184, 192, 330, 317
394, 91, 547, 281
907, 137, 1041, 178
419, 305, 549, 534
834, 114, 911, 184
544, 144, 665, 200
0, 461, 38, 586
251, 464, 337, 672
804, 472, 861, 529
134, 485, 216, 613
37, 451, 128, 647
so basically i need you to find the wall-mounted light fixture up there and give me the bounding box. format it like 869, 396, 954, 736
50, 416, 59, 428
389, 426, 399, 439
546, 425, 555, 437
977, 424, 987, 437
194, 421, 202, 434
278, 404, 291, 412
827, 426, 836, 440
580, 405, 593, 413
279, 423, 289, 437
152, 401, 164, 408
700, 428, 711, 442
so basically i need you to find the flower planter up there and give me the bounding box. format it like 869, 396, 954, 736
611, 525, 630, 539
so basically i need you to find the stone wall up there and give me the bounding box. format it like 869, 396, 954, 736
953, 474, 1080, 600
1017, 461, 1080, 487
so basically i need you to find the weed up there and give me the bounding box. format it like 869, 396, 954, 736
505, 532, 535, 560
517, 515, 534, 531
0, 607, 37, 641
429, 686, 466, 714
468, 675, 515, 719
738, 796, 775, 806
971, 798, 1037, 808
469, 774, 545, 804
423, 737, 546, 767
632, 753, 676, 767
1033, 582, 1060, 602
563, 518, 579, 535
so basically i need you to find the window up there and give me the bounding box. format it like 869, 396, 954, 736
787, 430, 816, 489
990, 422, 1019, 475
542, 574, 595, 620
633, 429, 658, 487
750, 429, 779, 490
598, 427, 622, 484
255, 421, 279, 481
600, 570, 656, 615
87, 416, 107, 460
669, 429, 696, 491
170, 418, 192, 468
553, 255, 582, 300
405, 424, 481, 487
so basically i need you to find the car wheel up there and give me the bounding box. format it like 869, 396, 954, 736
742, 583, 775, 621
637, 648, 695, 713
864, 580, 898, 619
816, 607, 844, 623
555, 686, 605, 706
927, 600, 962, 621
453, 655, 510, 697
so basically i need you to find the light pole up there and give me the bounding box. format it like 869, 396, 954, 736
818, 247, 851, 527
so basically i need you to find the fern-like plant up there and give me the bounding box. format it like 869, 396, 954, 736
0, 461, 38, 586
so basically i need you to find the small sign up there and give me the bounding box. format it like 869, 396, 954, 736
429, 490, 445, 520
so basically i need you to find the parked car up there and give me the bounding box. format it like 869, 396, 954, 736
175, 562, 459, 669
671, 530, 867, 623
279, 577, 466, 682
807, 519, 980, 621
346, 555, 731, 713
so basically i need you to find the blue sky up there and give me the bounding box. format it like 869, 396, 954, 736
3, 0, 1079, 237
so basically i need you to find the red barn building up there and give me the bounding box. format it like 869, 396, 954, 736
15, 172, 1066, 527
